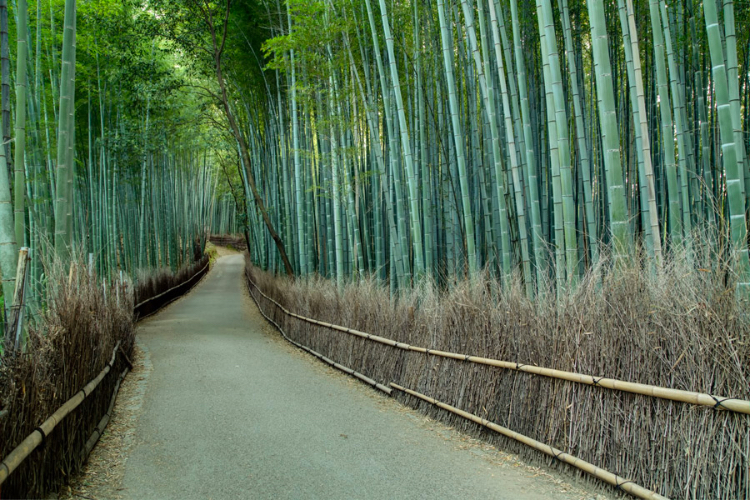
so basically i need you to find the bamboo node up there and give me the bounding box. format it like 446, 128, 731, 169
616, 479, 635, 492
711, 396, 732, 410
552, 447, 566, 462
34, 427, 47, 445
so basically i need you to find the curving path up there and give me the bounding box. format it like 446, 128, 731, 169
119, 254, 599, 500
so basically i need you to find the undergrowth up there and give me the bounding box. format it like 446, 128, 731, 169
247, 243, 749, 499
0, 256, 134, 499
205, 241, 220, 266
133, 254, 209, 306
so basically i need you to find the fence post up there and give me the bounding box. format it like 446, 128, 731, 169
8, 247, 30, 352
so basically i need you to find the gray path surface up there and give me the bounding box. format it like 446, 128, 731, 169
121, 254, 595, 500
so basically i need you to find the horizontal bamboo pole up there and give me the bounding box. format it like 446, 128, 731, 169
246, 273, 749, 414
0, 341, 121, 486
82, 367, 129, 461
134, 261, 209, 309
390, 382, 669, 500
246, 274, 391, 395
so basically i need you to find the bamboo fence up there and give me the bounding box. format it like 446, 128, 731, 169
247, 272, 392, 395
390, 383, 669, 500
0, 255, 210, 495
246, 272, 749, 414
0, 341, 121, 485
134, 257, 210, 319
245, 269, 673, 500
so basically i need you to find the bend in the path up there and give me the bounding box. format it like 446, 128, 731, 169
118, 254, 603, 500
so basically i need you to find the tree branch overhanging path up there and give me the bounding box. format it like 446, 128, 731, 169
193, 0, 295, 277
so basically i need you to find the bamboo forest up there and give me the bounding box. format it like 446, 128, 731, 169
0, 0, 749, 499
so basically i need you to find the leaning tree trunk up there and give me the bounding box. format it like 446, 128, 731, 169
207, 3, 294, 277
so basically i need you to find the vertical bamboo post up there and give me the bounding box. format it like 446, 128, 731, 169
9, 247, 29, 352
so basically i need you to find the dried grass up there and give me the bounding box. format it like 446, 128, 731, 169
246, 245, 749, 499
0, 257, 134, 499
133, 255, 209, 318
209, 234, 247, 252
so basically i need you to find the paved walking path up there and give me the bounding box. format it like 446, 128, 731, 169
118, 254, 598, 500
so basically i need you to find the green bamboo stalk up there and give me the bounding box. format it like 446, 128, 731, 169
440, 0, 477, 276
376, 0, 425, 278
53, 0, 75, 255
535, 2, 565, 287
703, 0, 749, 292
414, 2, 433, 278
485, 0, 532, 295
13, 0, 27, 248
624, 0, 663, 265
287, 2, 305, 276
587, 0, 629, 259
649, 0, 682, 249
722, 0, 746, 201
0, 117, 15, 318
538, 0, 577, 283
507, 0, 544, 286
328, 69, 344, 282
363, 0, 409, 285
659, 0, 692, 243
558, 0, 599, 264
0, 0, 8, 170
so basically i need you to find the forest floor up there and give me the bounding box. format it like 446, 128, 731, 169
59, 252, 612, 500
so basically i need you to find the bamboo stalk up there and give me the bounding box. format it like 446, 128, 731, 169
82, 367, 129, 461
9, 247, 29, 351
390, 383, 669, 500
246, 272, 749, 414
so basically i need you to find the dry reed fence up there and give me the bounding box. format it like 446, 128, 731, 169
0, 253, 209, 498
246, 255, 749, 500
0, 259, 134, 498
134, 254, 210, 319
209, 234, 247, 251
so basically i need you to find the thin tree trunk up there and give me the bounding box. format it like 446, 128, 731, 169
207, 1, 293, 276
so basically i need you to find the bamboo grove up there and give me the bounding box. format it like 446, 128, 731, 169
0, 0, 217, 334
197, 0, 749, 297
